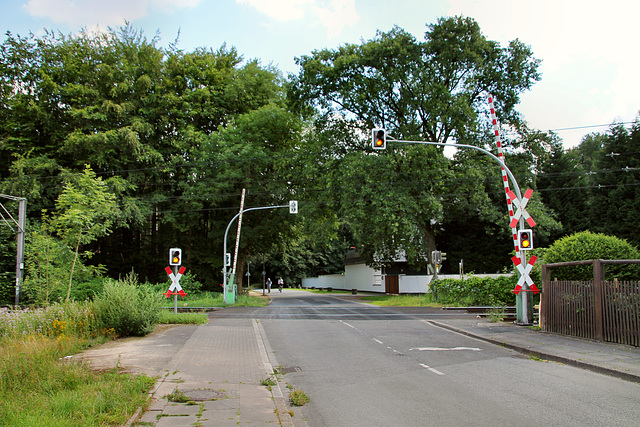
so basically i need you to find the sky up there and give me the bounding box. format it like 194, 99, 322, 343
1, 0, 638, 149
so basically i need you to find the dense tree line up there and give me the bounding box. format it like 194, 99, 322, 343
0, 18, 637, 303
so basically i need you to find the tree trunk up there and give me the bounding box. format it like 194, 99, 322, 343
67, 230, 82, 301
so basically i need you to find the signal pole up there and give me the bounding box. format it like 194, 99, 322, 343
222, 201, 299, 304
0, 195, 26, 307
370, 132, 536, 324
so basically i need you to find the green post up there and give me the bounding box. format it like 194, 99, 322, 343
226, 273, 237, 304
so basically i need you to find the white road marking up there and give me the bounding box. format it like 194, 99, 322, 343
410, 347, 482, 352
420, 364, 445, 376
373, 338, 384, 345
340, 320, 357, 329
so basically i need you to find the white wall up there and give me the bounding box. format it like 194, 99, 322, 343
301, 274, 345, 289
345, 263, 383, 292
302, 269, 513, 294
399, 275, 432, 293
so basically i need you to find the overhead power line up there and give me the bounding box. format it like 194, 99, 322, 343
548, 121, 636, 132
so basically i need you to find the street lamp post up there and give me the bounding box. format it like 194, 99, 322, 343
222, 203, 297, 304
380, 137, 531, 324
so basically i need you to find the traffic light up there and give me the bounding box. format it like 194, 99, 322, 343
169, 248, 182, 266
372, 128, 386, 150
518, 230, 533, 251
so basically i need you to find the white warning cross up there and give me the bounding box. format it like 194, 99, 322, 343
507, 188, 536, 229
165, 266, 187, 298
511, 255, 539, 295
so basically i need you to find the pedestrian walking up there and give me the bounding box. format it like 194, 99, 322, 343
267, 278, 272, 293
278, 277, 284, 292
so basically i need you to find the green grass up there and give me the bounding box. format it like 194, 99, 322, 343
0, 335, 154, 426
160, 291, 269, 308
360, 294, 442, 307
158, 312, 209, 325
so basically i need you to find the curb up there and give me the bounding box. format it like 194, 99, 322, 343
427, 320, 640, 384
253, 319, 296, 426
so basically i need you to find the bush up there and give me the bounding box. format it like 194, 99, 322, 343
434, 275, 518, 306
543, 231, 640, 280
92, 273, 162, 337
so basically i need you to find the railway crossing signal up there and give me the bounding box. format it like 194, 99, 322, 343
518, 229, 533, 251
372, 129, 386, 150
169, 248, 182, 266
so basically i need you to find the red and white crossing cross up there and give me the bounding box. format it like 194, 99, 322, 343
164, 266, 187, 298
511, 255, 540, 295
507, 188, 536, 229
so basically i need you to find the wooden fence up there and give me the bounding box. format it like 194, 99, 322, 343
541, 260, 640, 347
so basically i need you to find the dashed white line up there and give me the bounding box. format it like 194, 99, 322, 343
373, 338, 384, 345
340, 320, 357, 329
420, 364, 445, 376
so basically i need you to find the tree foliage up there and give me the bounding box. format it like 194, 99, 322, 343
537, 119, 640, 247
0, 25, 298, 298
1, 19, 636, 303
287, 16, 543, 267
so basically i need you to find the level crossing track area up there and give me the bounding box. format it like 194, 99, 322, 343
210, 304, 478, 321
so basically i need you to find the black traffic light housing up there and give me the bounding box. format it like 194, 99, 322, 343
372, 128, 386, 150
518, 230, 533, 251
169, 248, 182, 266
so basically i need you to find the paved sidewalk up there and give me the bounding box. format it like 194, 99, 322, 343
133, 318, 294, 426
429, 317, 640, 383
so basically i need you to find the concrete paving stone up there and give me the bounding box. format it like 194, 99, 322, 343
154, 414, 199, 427
162, 403, 202, 417
138, 410, 161, 424
147, 397, 169, 412
202, 398, 238, 411
197, 418, 240, 427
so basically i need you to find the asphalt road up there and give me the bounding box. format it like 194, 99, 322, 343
214, 289, 640, 426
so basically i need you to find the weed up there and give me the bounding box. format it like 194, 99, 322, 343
261, 376, 277, 390
165, 388, 191, 403
529, 354, 547, 362
289, 390, 310, 406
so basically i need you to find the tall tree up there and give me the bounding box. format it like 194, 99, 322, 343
287, 16, 541, 266
588, 121, 640, 246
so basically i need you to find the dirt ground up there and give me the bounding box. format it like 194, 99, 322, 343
74, 323, 197, 377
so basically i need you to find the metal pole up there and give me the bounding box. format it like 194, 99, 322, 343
388, 138, 523, 201
15, 198, 26, 307
222, 205, 290, 304
173, 265, 178, 315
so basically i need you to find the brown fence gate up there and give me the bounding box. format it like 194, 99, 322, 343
541, 260, 640, 347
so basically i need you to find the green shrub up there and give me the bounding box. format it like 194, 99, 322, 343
434, 275, 518, 306
92, 273, 162, 337
543, 231, 640, 280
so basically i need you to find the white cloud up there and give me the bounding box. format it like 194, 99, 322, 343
445, 0, 640, 148
236, 0, 313, 21
237, 0, 358, 37
22, 0, 202, 27
313, 0, 359, 38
